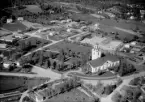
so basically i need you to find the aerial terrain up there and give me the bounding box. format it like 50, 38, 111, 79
0, 0, 145, 102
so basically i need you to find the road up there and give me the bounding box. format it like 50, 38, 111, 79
113, 27, 137, 35
0, 93, 22, 99
0, 72, 42, 78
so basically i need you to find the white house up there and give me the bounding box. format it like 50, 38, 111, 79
87, 55, 120, 73
129, 16, 135, 20
7, 19, 12, 23
3, 63, 10, 69
17, 17, 24, 21
0, 44, 7, 49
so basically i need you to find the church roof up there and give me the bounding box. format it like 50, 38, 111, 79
89, 55, 119, 68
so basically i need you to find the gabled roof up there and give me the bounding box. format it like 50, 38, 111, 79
89, 55, 119, 68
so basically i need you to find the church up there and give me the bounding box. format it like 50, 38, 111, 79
87, 45, 120, 73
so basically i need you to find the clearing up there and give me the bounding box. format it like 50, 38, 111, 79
25, 5, 42, 13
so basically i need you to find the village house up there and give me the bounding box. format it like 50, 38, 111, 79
6, 18, 13, 23
17, 17, 24, 21
0, 44, 7, 49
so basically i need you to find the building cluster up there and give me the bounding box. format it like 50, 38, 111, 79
28, 19, 91, 40
6, 17, 24, 24
119, 41, 145, 64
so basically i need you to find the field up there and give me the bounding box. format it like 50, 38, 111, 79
25, 5, 42, 13
21, 21, 43, 28
71, 13, 145, 31
47, 41, 91, 53
0, 75, 50, 94
70, 13, 145, 39
45, 89, 92, 102
2, 21, 28, 32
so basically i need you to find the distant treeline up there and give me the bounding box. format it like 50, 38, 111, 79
1, 0, 144, 10
0, 0, 144, 18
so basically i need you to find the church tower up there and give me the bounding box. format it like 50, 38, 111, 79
92, 44, 101, 60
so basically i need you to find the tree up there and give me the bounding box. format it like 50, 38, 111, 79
95, 81, 104, 95
104, 85, 113, 95
52, 61, 57, 69
116, 78, 123, 86
1, 16, 7, 24
47, 59, 51, 68
11, 15, 17, 22
38, 50, 44, 66
92, 98, 100, 102
58, 49, 65, 62
112, 91, 122, 102
80, 52, 89, 66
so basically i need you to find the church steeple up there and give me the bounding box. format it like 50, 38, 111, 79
92, 44, 101, 60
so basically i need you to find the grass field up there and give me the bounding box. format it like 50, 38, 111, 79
0, 75, 50, 94
2, 21, 27, 32
69, 71, 116, 78
47, 41, 91, 53
45, 89, 92, 102
25, 5, 42, 13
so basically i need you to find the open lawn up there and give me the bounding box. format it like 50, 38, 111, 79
2, 21, 27, 32
25, 5, 42, 13
0, 75, 50, 94
45, 89, 92, 102
68, 71, 116, 79
47, 41, 91, 53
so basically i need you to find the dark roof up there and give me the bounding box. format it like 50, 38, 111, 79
89, 55, 119, 67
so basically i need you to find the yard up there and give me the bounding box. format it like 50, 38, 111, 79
2, 21, 28, 32
47, 41, 91, 53
45, 89, 92, 102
